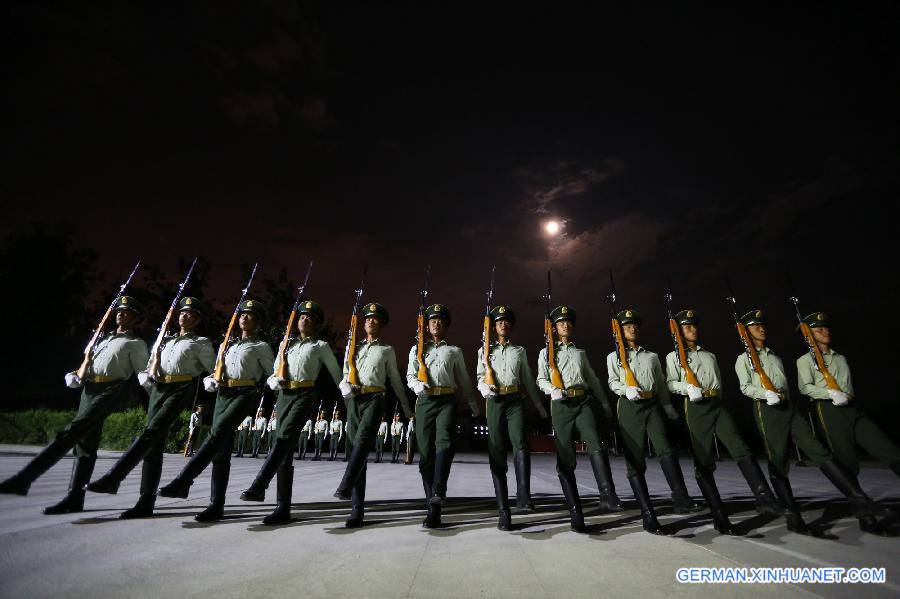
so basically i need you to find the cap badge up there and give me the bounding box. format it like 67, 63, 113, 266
561, 307, 568, 314
186, 298, 192, 305
625, 310, 632, 317
305, 302, 312, 309
686, 310, 693, 317
247, 300, 254, 307
817, 313, 824, 321
498, 306, 506, 313
435, 305, 441, 312
369, 304, 377, 311
121, 297, 129, 304
755, 310, 762, 318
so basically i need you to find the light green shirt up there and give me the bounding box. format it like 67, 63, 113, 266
239, 416, 252, 430
343, 339, 411, 417
253, 416, 267, 431
735, 346, 790, 401
157, 333, 215, 377
330, 419, 343, 435
406, 341, 477, 412
664, 347, 723, 397
88, 332, 149, 380
477, 342, 544, 412
797, 349, 854, 399
302, 419, 312, 433
377, 422, 388, 436
536, 342, 610, 407
390, 421, 404, 436
315, 419, 328, 434
222, 336, 274, 381
275, 337, 341, 384
606, 347, 671, 406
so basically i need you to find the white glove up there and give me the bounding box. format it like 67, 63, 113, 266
663, 404, 679, 420
413, 381, 429, 395
477, 381, 496, 398
266, 375, 285, 391
685, 384, 703, 402
600, 403, 613, 419
764, 390, 781, 406
339, 380, 355, 399
203, 376, 219, 392
625, 386, 641, 401
550, 388, 564, 401
137, 371, 154, 390
64, 372, 83, 389
827, 389, 849, 406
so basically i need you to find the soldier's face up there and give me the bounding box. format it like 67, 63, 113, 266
179, 310, 201, 330
555, 320, 572, 337
365, 316, 382, 336
116, 309, 137, 328
811, 327, 831, 344
623, 323, 640, 342
239, 312, 258, 333
494, 319, 511, 337
298, 313, 317, 335
428, 318, 445, 336
748, 324, 766, 343
680, 324, 698, 342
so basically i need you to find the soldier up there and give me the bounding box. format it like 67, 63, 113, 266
298, 413, 313, 460
86, 297, 215, 520
404, 415, 416, 465
252, 409, 267, 458
0, 296, 149, 514
476, 305, 548, 531
185, 405, 204, 457
240, 300, 342, 525
664, 308, 782, 535
236, 414, 252, 457
374, 416, 388, 463
406, 303, 480, 529
333, 302, 413, 527
536, 305, 617, 533
389, 414, 404, 463
795, 312, 900, 478
313, 411, 328, 461
157, 299, 274, 522
329, 411, 344, 461
736, 309, 889, 535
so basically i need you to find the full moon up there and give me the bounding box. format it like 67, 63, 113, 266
545, 220, 560, 235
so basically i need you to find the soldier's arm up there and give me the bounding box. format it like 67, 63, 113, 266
773, 355, 791, 400
607, 353, 627, 397
582, 352, 611, 412
475, 346, 486, 386
652, 354, 672, 407
386, 348, 413, 418
257, 343, 276, 378
320, 344, 343, 386
796, 354, 829, 400
535, 348, 553, 395
130, 340, 151, 378
712, 355, 724, 400
405, 346, 419, 390
196, 338, 216, 374
735, 354, 766, 400
519, 350, 546, 412
665, 351, 687, 395
453, 349, 479, 414
843, 356, 856, 397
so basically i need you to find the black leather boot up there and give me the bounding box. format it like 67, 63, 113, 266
819, 459, 888, 536
736, 456, 784, 515
262, 464, 294, 525
513, 451, 535, 512
659, 454, 702, 513
334, 444, 368, 500
421, 479, 441, 528
1, 438, 73, 496
628, 473, 665, 535
194, 461, 229, 522
44, 456, 96, 515
430, 450, 452, 506
589, 450, 624, 512
695, 469, 739, 535
492, 472, 512, 531
121, 458, 162, 519
769, 473, 815, 535
241, 439, 290, 502
346, 467, 366, 528
159, 437, 217, 498
557, 470, 586, 532
87, 437, 150, 494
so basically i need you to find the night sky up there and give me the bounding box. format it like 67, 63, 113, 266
5, 3, 899, 425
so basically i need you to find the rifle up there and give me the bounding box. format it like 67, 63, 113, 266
664, 278, 701, 388
76, 261, 141, 380
147, 258, 198, 379
482, 265, 497, 387
607, 270, 641, 389
786, 275, 842, 392
275, 261, 314, 380
723, 275, 777, 392
415, 266, 432, 383
212, 264, 259, 382
543, 271, 564, 389
344, 265, 368, 386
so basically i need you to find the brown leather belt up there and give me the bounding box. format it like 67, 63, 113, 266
565, 388, 586, 397
702, 389, 719, 398
226, 379, 256, 388
426, 386, 455, 396
497, 385, 519, 394
85, 375, 122, 383
160, 374, 193, 383
287, 380, 315, 389
360, 386, 386, 393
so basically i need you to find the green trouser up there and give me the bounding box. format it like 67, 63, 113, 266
346, 393, 385, 454
683, 396, 751, 477
208, 388, 259, 466
275, 389, 317, 453
330, 433, 341, 452
375, 436, 385, 453
812, 400, 900, 476
617, 396, 674, 477
415, 393, 458, 484
551, 394, 604, 474
486, 392, 527, 476
391, 435, 402, 454
315, 432, 325, 453
237, 429, 249, 455
752, 400, 830, 477
136, 380, 196, 495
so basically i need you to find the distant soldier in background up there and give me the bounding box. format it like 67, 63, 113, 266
298, 413, 314, 460
405, 415, 416, 465
375, 416, 388, 463
236, 415, 252, 457
185, 405, 204, 457
390, 413, 404, 463
313, 410, 328, 461
329, 411, 344, 461
266, 409, 277, 454
251, 409, 267, 458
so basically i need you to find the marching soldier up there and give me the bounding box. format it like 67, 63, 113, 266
536, 305, 618, 533
252, 409, 267, 458
86, 297, 215, 520
236, 414, 253, 457
664, 308, 782, 535
795, 312, 900, 478
390, 414, 404, 463
375, 416, 388, 463
333, 302, 413, 527
157, 299, 274, 522
329, 411, 344, 461
266, 409, 277, 454
314, 411, 328, 460
0, 296, 149, 514
298, 414, 313, 460
240, 300, 341, 524
404, 415, 416, 465
406, 303, 480, 528
736, 309, 889, 535
185, 405, 204, 457
476, 305, 548, 530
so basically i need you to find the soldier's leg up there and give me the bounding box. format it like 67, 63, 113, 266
848, 407, 900, 475
813, 400, 857, 473
416, 395, 441, 527
486, 396, 509, 478
336, 393, 383, 499
44, 412, 107, 515
616, 397, 648, 477
551, 398, 586, 532
647, 399, 700, 513
574, 396, 621, 511
506, 396, 535, 510
429, 396, 458, 505
685, 399, 737, 532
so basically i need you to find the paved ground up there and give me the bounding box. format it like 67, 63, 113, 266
0, 444, 897, 599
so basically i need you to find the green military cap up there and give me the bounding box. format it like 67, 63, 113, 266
178, 296, 204, 314
801, 311, 829, 329
298, 300, 324, 322
114, 295, 142, 315
616, 308, 642, 326
425, 303, 451, 326
673, 309, 699, 326
740, 309, 766, 326
490, 305, 516, 325
362, 302, 389, 325
238, 298, 266, 318
549, 305, 576, 323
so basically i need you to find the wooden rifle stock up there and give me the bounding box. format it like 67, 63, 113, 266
483, 314, 496, 387
213, 311, 238, 382
668, 318, 701, 388
611, 318, 641, 389
275, 307, 297, 380
545, 317, 564, 389
147, 307, 176, 379
76, 306, 114, 380
416, 312, 428, 383
347, 313, 360, 385
798, 322, 842, 392
735, 322, 778, 392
